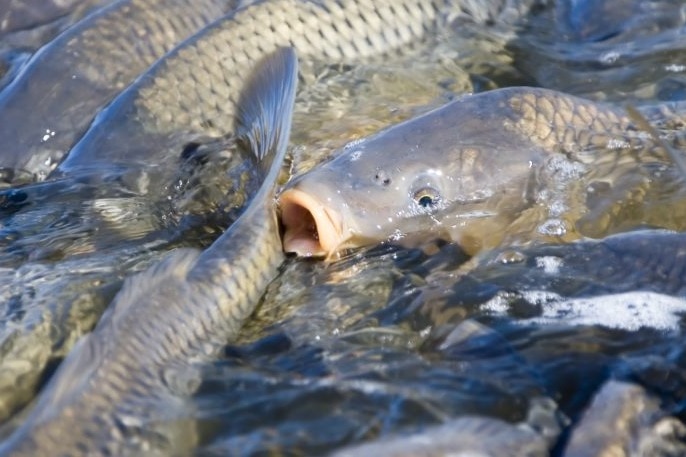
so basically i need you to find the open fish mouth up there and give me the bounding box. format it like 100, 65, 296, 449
278, 188, 345, 257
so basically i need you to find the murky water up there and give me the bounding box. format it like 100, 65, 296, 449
2, 0, 686, 455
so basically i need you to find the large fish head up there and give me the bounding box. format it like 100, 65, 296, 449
279, 90, 545, 257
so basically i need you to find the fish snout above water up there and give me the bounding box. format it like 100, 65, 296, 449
279, 180, 348, 257
279, 86, 684, 258
279, 88, 551, 258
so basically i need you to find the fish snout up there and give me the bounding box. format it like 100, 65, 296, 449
278, 187, 346, 257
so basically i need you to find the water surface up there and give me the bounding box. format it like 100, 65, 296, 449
2, 0, 686, 454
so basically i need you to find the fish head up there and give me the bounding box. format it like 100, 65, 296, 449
280, 91, 546, 258
279, 153, 452, 257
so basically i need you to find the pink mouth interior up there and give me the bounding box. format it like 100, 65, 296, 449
278, 188, 343, 257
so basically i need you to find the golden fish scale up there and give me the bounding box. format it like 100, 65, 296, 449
0, 0, 461, 437
51, 0, 232, 86
0, 0, 238, 180
505, 90, 686, 239
2, 44, 298, 455
134, 0, 452, 138
6, 225, 286, 455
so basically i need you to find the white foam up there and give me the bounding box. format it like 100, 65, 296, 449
537, 218, 567, 237
481, 291, 686, 332
535, 256, 563, 275
480, 293, 512, 314
521, 290, 562, 305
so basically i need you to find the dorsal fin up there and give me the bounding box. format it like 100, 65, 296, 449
235, 47, 298, 175
190, 48, 297, 278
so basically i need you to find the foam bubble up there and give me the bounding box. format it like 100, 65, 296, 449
535, 256, 563, 275
528, 292, 686, 331
482, 291, 686, 332
538, 219, 567, 236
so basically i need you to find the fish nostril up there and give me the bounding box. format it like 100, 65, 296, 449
374, 170, 391, 186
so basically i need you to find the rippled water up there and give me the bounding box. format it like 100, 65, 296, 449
2, 0, 686, 455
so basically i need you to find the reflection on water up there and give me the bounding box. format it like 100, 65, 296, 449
2, 0, 686, 454
511, 0, 686, 102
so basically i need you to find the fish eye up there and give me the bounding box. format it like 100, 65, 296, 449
413, 186, 441, 209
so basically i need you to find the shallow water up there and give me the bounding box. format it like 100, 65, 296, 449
2, 0, 686, 455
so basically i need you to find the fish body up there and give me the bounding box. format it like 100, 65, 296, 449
278, 86, 678, 257
0, 0, 523, 431
564, 380, 686, 457
0, 0, 238, 181
467, 229, 686, 297
331, 396, 559, 457
52, 0, 482, 180
331, 417, 549, 457
0, 47, 296, 456
0, 0, 102, 36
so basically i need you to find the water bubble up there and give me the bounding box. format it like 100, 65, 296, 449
538, 219, 567, 237
599, 51, 620, 65
40, 129, 56, 143
344, 138, 365, 150
665, 63, 686, 72
607, 138, 630, 150
496, 250, 525, 265
535, 256, 563, 275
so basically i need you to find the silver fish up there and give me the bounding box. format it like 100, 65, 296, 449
278, 86, 682, 257
0, 0, 509, 429
0, 0, 102, 37
564, 380, 686, 457
331, 396, 559, 457
0, 46, 296, 456
51, 0, 481, 181
0, 0, 238, 182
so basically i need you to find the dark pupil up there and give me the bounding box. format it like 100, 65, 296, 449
418, 194, 435, 208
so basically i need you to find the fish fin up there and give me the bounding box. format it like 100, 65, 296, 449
235, 47, 298, 176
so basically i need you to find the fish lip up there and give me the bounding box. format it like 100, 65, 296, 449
278, 187, 345, 257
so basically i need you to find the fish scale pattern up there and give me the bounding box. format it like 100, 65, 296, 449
0, 46, 297, 456
0, 0, 239, 179
132, 0, 454, 138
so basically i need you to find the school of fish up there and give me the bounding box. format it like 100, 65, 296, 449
0, 0, 686, 455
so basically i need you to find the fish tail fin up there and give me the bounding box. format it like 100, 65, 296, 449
235, 47, 298, 178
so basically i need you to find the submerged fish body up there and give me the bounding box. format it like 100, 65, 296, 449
0, 47, 297, 456
0, 0, 238, 181
279, 86, 677, 257
564, 380, 686, 457
0, 0, 102, 37
332, 397, 559, 457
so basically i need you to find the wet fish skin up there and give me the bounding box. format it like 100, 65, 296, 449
331, 396, 559, 457
0, 0, 238, 181
564, 380, 686, 457
0, 0, 101, 36
470, 229, 686, 297
0, 47, 296, 456
52, 0, 497, 179
0, 0, 110, 64
417, 229, 686, 332
278, 86, 676, 257
0, 0, 505, 435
